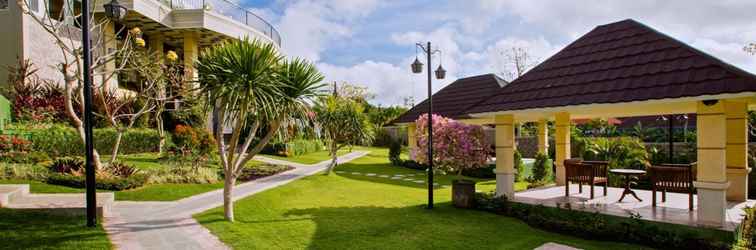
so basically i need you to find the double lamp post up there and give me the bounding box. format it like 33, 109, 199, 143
411, 42, 445, 209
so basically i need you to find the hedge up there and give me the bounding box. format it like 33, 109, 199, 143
262, 139, 323, 157
27, 125, 163, 157
46, 173, 149, 191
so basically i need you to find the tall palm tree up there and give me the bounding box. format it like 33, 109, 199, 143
196, 38, 324, 222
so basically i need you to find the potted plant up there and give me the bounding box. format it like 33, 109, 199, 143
414, 114, 491, 208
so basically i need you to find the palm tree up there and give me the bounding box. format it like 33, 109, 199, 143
196, 38, 323, 222
314, 93, 374, 174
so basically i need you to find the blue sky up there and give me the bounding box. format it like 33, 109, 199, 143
240, 0, 756, 106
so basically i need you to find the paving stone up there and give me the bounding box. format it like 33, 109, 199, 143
534, 243, 581, 250
378, 175, 390, 178
365, 173, 376, 176
413, 180, 424, 184
351, 172, 362, 175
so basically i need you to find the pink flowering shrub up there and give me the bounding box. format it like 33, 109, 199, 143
413, 114, 491, 174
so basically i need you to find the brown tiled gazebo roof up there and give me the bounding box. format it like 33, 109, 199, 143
391, 74, 507, 124
467, 19, 756, 115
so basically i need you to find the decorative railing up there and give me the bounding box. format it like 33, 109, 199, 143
165, 0, 281, 46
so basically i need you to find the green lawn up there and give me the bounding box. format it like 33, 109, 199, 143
195, 148, 646, 249
260, 148, 353, 165
0, 209, 110, 250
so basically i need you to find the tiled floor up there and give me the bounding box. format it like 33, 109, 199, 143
513, 184, 755, 231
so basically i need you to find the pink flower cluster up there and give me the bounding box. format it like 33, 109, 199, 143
412, 114, 491, 174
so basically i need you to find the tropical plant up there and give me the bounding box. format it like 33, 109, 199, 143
314, 94, 374, 174
529, 152, 552, 182
414, 114, 491, 175
197, 38, 323, 222
583, 137, 650, 171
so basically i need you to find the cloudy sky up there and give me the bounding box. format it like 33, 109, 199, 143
243, 0, 756, 106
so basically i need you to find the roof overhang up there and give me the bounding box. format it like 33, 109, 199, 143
469, 92, 756, 122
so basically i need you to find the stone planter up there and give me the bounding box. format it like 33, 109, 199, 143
452, 179, 476, 208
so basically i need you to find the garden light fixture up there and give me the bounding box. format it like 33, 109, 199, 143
103, 0, 128, 22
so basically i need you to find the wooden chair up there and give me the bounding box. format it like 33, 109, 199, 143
648, 163, 696, 211
564, 159, 609, 199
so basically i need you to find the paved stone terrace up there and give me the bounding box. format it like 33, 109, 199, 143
103, 151, 369, 250
514, 184, 756, 231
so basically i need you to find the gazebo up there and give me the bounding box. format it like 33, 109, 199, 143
400, 19, 756, 228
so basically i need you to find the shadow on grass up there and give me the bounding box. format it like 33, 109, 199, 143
0, 209, 110, 250
330, 161, 494, 190
273, 202, 643, 250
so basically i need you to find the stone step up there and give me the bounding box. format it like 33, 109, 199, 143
0, 184, 114, 217
0, 184, 29, 207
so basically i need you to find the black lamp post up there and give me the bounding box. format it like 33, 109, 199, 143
82, 0, 127, 227
411, 42, 444, 209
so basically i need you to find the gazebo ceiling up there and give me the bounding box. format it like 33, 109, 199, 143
467, 19, 756, 119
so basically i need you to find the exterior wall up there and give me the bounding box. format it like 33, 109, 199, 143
22, 14, 77, 85
0, 1, 23, 87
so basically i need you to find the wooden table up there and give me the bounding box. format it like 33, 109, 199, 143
609, 169, 646, 202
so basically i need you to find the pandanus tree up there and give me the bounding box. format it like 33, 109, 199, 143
197, 38, 324, 222
314, 93, 374, 174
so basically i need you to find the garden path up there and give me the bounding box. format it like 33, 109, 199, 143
103, 151, 369, 250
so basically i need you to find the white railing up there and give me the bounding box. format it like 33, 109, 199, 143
167, 0, 281, 46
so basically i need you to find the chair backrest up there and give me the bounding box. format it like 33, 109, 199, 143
648, 162, 696, 191
583, 160, 609, 177
564, 158, 593, 181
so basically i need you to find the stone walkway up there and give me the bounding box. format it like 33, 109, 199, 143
103, 151, 369, 250
333, 170, 446, 187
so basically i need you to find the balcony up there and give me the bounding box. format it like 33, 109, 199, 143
163, 0, 280, 46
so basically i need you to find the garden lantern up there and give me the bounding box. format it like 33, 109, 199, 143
411, 58, 423, 74
435, 65, 446, 79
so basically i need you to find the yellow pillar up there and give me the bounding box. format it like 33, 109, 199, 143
183, 31, 200, 83
537, 119, 548, 154
407, 123, 417, 160
726, 100, 749, 201
555, 112, 570, 186
494, 114, 516, 198
695, 100, 729, 226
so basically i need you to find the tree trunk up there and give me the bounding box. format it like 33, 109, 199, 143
223, 173, 236, 222
110, 131, 123, 163
326, 141, 337, 175
156, 112, 165, 154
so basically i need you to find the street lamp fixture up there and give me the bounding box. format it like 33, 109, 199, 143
411, 41, 444, 209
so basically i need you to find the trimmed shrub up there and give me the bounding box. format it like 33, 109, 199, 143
0, 163, 48, 180
144, 167, 220, 184
529, 152, 552, 182
514, 150, 523, 181
262, 139, 323, 157
474, 192, 731, 250
46, 173, 148, 191
28, 124, 162, 157
388, 139, 402, 166
461, 164, 495, 178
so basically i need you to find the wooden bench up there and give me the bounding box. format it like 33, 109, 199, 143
648, 163, 696, 211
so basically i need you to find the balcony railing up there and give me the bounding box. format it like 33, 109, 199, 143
165, 0, 281, 46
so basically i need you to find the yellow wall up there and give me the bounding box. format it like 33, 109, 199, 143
725, 100, 749, 201
407, 123, 417, 160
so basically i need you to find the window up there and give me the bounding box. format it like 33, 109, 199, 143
0, 0, 8, 10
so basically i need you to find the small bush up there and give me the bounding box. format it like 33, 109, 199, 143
529, 153, 552, 182
733, 207, 756, 250
461, 165, 495, 178
106, 162, 139, 178
514, 150, 523, 181
262, 139, 323, 157
388, 139, 402, 166
237, 164, 294, 182
47, 157, 84, 175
